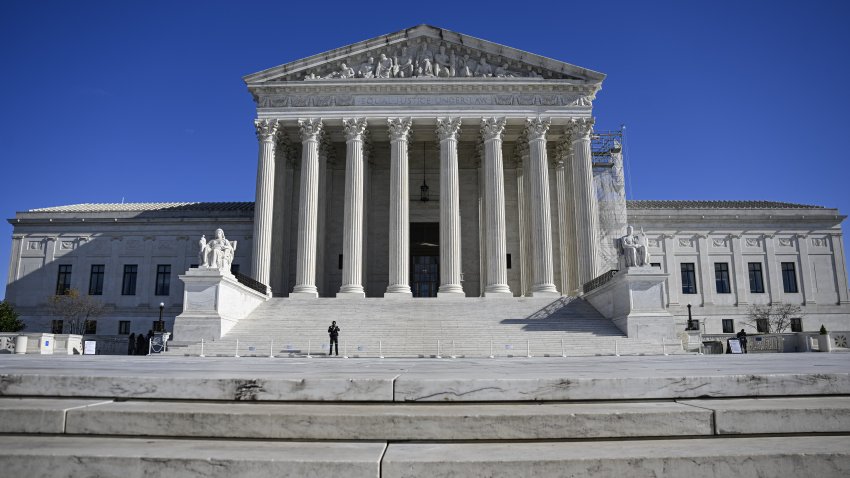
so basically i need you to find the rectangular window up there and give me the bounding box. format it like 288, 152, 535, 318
88, 264, 105, 295
722, 319, 734, 334
118, 321, 131, 335
56, 265, 72, 295
714, 263, 731, 294
650, 262, 661, 269
155, 265, 171, 296
748, 262, 765, 293
756, 318, 769, 333
122, 265, 138, 295
51, 319, 64, 334
791, 318, 803, 332
781, 262, 798, 293
84, 320, 97, 335
506, 254, 512, 269
680, 263, 697, 294
152, 320, 165, 332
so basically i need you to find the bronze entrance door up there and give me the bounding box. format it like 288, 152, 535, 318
411, 222, 439, 298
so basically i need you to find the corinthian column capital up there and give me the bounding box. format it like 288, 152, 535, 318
525, 117, 550, 141
254, 119, 279, 142
387, 117, 413, 142
566, 118, 595, 141
480, 117, 506, 141
436, 117, 462, 141
342, 117, 368, 141
298, 118, 324, 142
554, 136, 572, 167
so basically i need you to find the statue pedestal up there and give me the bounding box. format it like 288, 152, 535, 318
173, 268, 268, 342
584, 267, 675, 341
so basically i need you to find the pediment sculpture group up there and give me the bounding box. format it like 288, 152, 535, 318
302, 38, 547, 81
198, 228, 237, 273
619, 225, 651, 268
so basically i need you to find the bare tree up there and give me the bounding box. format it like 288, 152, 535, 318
745, 303, 803, 333
47, 289, 105, 335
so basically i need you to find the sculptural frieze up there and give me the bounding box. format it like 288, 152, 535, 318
199, 228, 237, 274
287, 38, 561, 81
619, 225, 650, 268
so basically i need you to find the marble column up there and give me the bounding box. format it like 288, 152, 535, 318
554, 137, 578, 295
481, 117, 512, 297
385, 118, 413, 298
337, 118, 368, 298
569, 118, 600, 289
829, 234, 850, 304
291, 118, 323, 299
436, 117, 464, 297
525, 118, 559, 296
251, 119, 278, 293
515, 141, 532, 296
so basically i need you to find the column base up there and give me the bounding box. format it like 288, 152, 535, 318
530, 290, 561, 298
290, 290, 318, 299
484, 291, 514, 298
384, 291, 413, 299
437, 291, 466, 299
484, 284, 512, 297
336, 291, 366, 299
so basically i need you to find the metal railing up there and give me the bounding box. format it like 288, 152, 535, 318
234, 271, 268, 295
583, 269, 619, 294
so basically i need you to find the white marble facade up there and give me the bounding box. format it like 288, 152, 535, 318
4, 25, 850, 334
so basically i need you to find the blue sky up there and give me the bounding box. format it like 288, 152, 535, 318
1, 0, 849, 299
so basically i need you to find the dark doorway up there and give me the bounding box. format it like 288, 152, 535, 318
411, 222, 439, 298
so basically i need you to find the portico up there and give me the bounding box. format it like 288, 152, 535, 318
244, 26, 606, 299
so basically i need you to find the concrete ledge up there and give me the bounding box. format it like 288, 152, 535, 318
394, 372, 850, 401
0, 436, 384, 478
382, 436, 850, 478
0, 398, 112, 433
65, 401, 712, 440
681, 396, 850, 435
0, 374, 395, 401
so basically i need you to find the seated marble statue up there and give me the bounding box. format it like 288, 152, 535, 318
474, 57, 493, 77
394, 47, 414, 78
200, 228, 237, 273
433, 45, 453, 77
620, 225, 650, 268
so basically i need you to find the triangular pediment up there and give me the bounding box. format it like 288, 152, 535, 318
243, 25, 605, 84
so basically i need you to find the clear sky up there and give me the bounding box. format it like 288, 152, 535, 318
1, 0, 849, 299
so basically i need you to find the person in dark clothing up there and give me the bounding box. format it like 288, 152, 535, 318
128, 333, 136, 355
736, 329, 748, 353
328, 321, 340, 356
135, 334, 146, 355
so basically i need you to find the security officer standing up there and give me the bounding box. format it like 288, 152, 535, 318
328, 321, 340, 356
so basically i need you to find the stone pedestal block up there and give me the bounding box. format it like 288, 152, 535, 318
174, 269, 268, 342
584, 267, 675, 340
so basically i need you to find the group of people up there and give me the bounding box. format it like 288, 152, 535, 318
306, 39, 540, 81
127, 330, 154, 355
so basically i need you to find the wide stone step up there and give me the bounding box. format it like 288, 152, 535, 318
3, 396, 849, 440
381, 436, 850, 478
0, 436, 384, 478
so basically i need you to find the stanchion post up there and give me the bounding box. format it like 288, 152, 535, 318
343, 340, 348, 359
450, 340, 456, 359
436, 339, 442, 359
379, 340, 384, 359
489, 340, 494, 359
662, 336, 668, 356
561, 338, 566, 358
200, 338, 205, 358
615, 339, 620, 357
234, 339, 240, 358
307, 340, 312, 358
147, 338, 152, 356
526, 339, 531, 358
269, 340, 274, 359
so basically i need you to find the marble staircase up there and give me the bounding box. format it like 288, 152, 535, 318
168, 296, 684, 357
1, 355, 849, 477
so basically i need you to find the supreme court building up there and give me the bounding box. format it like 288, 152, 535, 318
5, 25, 850, 338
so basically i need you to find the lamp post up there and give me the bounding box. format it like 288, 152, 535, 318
158, 302, 165, 332
686, 303, 693, 330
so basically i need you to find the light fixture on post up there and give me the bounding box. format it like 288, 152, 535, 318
158, 302, 165, 332
420, 142, 429, 202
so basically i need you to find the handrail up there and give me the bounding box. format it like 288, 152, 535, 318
233, 271, 269, 295
583, 269, 619, 294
